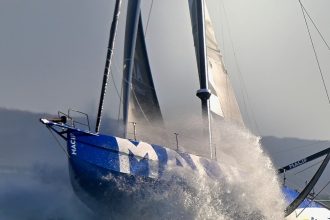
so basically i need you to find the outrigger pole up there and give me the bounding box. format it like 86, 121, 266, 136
283, 148, 330, 216
278, 147, 330, 174
96, 0, 122, 133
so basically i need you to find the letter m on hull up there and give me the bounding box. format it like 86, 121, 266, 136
116, 137, 159, 178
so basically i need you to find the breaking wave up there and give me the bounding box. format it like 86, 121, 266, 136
99, 120, 286, 220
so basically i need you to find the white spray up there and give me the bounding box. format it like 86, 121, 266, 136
102, 117, 286, 219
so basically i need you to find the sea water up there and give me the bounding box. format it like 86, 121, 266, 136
0, 164, 96, 219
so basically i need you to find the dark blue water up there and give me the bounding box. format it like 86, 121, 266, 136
0, 109, 95, 219
0, 165, 96, 219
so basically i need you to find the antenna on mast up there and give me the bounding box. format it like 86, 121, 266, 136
130, 122, 137, 141
174, 132, 179, 151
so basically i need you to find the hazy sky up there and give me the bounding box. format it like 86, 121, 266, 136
1, 0, 330, 140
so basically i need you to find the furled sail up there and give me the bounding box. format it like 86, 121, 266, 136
188, 0, 244, 126
122, 1, 163, 140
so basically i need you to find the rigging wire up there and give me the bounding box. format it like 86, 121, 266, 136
272, 141, 327, 156
117, 80, 124, 122
285, 168, 314, 185
219, 0, 261, 135
293, 159, 323, 176
283, 154, 326, 186
284, 175, 308, 192
298, 0, 330, 104
285, 170, 325, 193
109, 60, 124, 121
300, 3, 330, 51
110, 62, 122, 102
144, 0, 154, 37
283, 157, 322, 186
46, 127, 70, 158
296, 180, 330, 217
131, 87, 151, 125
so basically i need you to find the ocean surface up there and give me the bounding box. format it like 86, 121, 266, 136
0, 165, 96, 219
0, 109, 95, 219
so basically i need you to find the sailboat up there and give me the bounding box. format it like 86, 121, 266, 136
40, 0, 330, 218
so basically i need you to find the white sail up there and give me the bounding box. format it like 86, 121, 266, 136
188, 0, 244, 126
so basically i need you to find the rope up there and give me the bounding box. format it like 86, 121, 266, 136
47, 126, 70, 158
299, 0, 330, 104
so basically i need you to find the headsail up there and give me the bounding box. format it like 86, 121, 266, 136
122, 1, 163, 140
188, 0, 244, 126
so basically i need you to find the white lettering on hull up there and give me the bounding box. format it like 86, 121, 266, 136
69, 133, 77, 155
116, 137, 159, 178
166, 149, 206, 175
115, 137, 209, 178
288, 158, 307, 170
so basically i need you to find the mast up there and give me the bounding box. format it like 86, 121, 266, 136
190, 0, 213, 158
122, 0, 142, 137
95, 0, 122, 133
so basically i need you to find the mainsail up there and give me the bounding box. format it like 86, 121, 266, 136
188, 0, 244, 126
122, 1, 163, 140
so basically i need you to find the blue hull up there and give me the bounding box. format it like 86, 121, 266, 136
68, 156, 198, 217
68, 156, 153, 214
47, 121, 222, 215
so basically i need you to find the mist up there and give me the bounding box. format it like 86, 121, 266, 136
0, 108, 95, 219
